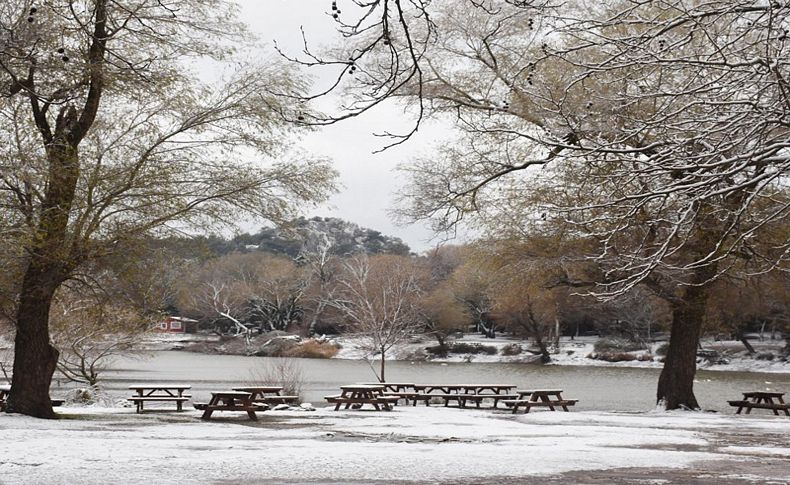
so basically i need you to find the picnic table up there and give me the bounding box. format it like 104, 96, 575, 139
504, 389, 578, 414
0, 385, 9, 411
409, 384, 518, 408
197, 391, 259, 420
127, 384, 191, 413
729, 391, 789, 416
0, 385, 64, 410
360, 382, 415, 393
233, 386, 299, 406
325, 384, 399, 411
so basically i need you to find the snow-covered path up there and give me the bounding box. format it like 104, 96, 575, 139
1, 406, 788, 484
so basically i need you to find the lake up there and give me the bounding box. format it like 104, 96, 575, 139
84, 351, 790, 412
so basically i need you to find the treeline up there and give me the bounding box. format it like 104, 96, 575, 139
153, 236, 789, 362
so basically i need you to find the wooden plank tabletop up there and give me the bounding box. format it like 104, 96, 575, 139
340, 385, 385, 391
234, 386, 283, 393
211, 391, 252, 397
128, 384, 192, 390
743, 391, 784, 398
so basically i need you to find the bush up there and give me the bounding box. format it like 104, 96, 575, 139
449, 342, 497, 355
755, 352, 775, 361
248, 358, 304, 398
500, 344, 523, 356
425, 345, 448, 357
587, 352, 638, 362
593, 337, 645, 353
285, 340, 339, 359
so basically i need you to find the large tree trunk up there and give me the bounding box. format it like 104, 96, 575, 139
7, 143, 80, 418
656, 275, 712, 410
6, 262, 62, 419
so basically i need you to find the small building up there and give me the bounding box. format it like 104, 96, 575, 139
157, 316, 198, 334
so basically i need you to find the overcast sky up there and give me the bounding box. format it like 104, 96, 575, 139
230, 1, 452, 253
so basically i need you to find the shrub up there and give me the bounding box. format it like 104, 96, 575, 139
593, 337, 645, 353
425, 345, 448, 357
755, 352, 775, 361
589, 352, 637, 362
426, 342, 497, 356
248, 357, 304, 398
449, 342, 497, 355
285, 340, 339, 359
500, 344, 523, 356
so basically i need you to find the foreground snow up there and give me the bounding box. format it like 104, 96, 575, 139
1, 405, 788, 483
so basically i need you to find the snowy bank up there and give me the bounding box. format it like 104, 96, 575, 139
332, 334, 790, 374
0, 405, 788, 484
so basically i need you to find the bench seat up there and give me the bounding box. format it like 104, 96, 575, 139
728, 400, 790, 415
324, 395, 396, 410
128, 395, 191, 413
256, 395, 299, 404
383, 392, 433, 406
504, 399, 578, 413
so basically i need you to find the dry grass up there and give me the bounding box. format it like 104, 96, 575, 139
285, 340, 339, 359
248, 357, 304, 398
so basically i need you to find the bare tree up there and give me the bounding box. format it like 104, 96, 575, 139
330, 254, 423, 381
0, 1, 336, 417
299, 235, 341, 336
50, 289, 150, 387
299, 0, 790, 410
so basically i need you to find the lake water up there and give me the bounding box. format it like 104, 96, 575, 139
84, 351, 790, 412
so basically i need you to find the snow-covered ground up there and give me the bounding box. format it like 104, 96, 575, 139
333, 334, 790, 374
0, 405, 788, 484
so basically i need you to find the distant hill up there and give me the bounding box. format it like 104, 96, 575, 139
152, 217, 411, 260
235, 217, 411, 257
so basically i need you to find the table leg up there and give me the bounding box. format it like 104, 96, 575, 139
765, 397, 780, 416
246, 403, 258, 421
370, 393, 381, 411
201, 397, 218, 420
745, 399, 754, 414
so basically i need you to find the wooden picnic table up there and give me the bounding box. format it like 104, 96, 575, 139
505, 389, 578, 413
233, 386, 299, 406
325, 384, 399, 411
0, 385, 9, 411
0, 384, 63, 410
360, 382, 415, 393
406, 384, 518, 408
127, 384, 191, 413
729, 391, 789, 416
413, 384, 516, 394
199, 391, 259, 420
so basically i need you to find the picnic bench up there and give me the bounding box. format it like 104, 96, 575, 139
196, 391, 259, 420
0, 385, 8, 411
728, 391, 789, 416
358, 383, 417, 406
233, 386, 299, 406
504, 389, 578, 414
410, 384, 518, 408
1, 385, 63, 411
325, 385, 400, 411
360, 382, 415, 393
127, 384, 191, 413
